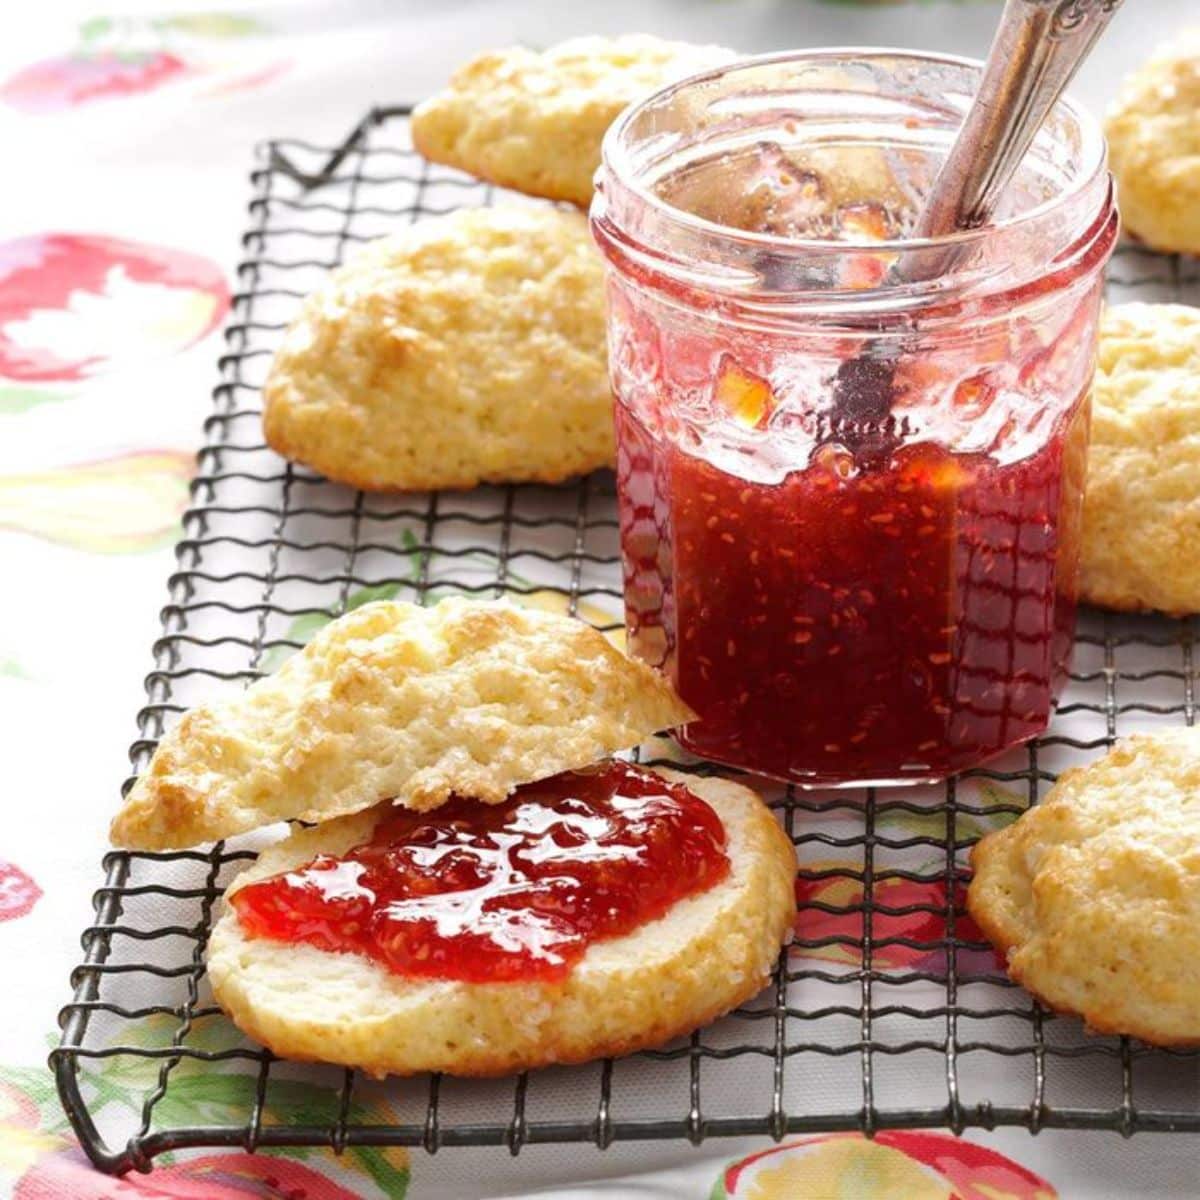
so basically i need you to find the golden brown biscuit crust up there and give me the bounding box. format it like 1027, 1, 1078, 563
262, 206, 612, 492
207, 770, 796, 1077
411, 35, 734, 207
967, 730, 1200, 1046
1105, 32, 1200, 256
1080, 303, 1200, 615
110, 598, 693, 850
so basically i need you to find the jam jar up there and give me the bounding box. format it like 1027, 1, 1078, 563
590, 51, 1117, 786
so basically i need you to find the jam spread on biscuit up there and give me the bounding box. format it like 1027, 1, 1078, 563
231, 762, 730, 982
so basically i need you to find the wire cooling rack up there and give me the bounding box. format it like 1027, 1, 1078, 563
52, 106, 1200, 1176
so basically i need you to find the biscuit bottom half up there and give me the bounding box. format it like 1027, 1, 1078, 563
207, 770, 796, 1077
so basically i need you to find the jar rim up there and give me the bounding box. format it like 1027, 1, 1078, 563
596, 47, 1110, 280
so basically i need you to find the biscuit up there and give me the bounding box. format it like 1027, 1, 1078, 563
1105, 31, 1200, 255
262, 206, 612, 492
967, 729, 1200, 1046
411, 35, 734, 207
1080, 303, 1200, 615
110, 598, 693, 851
207, 770, 796, 1077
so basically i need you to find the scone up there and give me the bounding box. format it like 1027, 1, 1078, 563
110, 597, 692, 850
1080, 303, 1200, 615
967, 730, 1200, 1046
206, 769, 796, 1077
1105, 31, 1200, 255
411, 35, 734, 207
262, 206, 612, 492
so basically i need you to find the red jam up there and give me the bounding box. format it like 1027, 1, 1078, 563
231, 762, 730, 983
617, 392, 1089, 784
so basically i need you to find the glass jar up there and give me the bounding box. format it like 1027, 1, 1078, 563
591, 50, 1117, 787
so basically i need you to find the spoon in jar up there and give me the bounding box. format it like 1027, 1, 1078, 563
830, 0, 1125, 439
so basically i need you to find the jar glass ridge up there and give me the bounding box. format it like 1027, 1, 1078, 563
591, 50, 1118, 788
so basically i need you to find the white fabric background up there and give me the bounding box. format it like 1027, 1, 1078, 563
1, 2, 1199, 1197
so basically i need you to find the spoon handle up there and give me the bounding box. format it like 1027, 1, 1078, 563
914, 0, 1124, 241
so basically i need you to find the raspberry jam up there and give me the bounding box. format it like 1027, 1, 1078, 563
617, 399, 1089, 782
230, 763, 729, 983
592, 51, 1117, 785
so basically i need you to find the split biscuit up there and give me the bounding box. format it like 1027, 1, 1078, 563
967, 729, 1200, 1046
1081, 303, 1200, 615
262, 206, 612, 492
110, 598, 692, 850
207, 770, 796, 1077
411, 35, 734, 207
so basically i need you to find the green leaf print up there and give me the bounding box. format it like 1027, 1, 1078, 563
0, 1064, 58, 1115
12, 1017, 409, 1196
874, 780, 1029, 847
0, 387, 66, 415
258, 524, 542, 672
156, 14, 267, 38
77, 16, 114, 42
259, 580, 407, 673
973, 779, 1033, 816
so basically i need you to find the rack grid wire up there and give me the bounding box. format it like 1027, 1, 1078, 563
52, 106, 1200, 1177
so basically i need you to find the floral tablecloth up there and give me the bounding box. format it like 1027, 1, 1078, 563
2, 2, 1198, 1196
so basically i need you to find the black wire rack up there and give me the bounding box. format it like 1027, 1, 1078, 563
51, 106, 1200, 1177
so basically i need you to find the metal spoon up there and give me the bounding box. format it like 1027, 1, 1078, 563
913, 0, 1124, 258
830, 0, 1125, 435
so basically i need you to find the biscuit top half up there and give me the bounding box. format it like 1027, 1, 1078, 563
110, 598, 694, 851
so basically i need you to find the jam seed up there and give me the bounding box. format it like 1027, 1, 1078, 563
929, 652, 951, 665
793, 631, 813, 645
